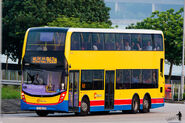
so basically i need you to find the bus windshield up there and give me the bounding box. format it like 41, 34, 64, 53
22, 69, 67, 95
26, 31, 66, 51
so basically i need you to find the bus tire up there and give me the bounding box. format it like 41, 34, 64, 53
131, 96, 139, 114
141, 96, 150, 113
36, 111, 49, 117
80, 98, 89, 115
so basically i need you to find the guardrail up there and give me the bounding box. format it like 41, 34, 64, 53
1, 80, 21, 85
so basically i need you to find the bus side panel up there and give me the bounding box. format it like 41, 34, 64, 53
65, 31, 165, 112
79, 90, 105, 112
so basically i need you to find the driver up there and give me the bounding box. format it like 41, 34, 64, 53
34, 74, 43, 85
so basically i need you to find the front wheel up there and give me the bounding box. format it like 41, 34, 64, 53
80, 99, 89, 115
36, 111, 49, 117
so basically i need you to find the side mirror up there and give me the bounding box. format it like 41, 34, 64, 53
18, 70, 22, 76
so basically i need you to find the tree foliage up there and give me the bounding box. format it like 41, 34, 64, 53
48, 16, 112, 28
127, 8, 183, 81
60, 0, 111, 25
2, 0, 111, 62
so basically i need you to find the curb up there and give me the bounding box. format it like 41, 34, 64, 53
2, 111, 34, 114
165, 100, 185, 104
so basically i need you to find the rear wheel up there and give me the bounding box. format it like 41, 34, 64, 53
36, 111, 49, 117
131, 96, 139, 114
80, 98, 89, 115
141, 96, 150, 113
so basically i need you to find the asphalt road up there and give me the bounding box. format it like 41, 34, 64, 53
1, 103, 185, 123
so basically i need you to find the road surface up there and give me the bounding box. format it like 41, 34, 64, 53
1, 103, 185, 123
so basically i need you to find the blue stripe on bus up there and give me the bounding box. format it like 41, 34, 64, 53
140, 104, 143, 110
151, 103, 164, 109
89, 103, 164, 112
114, 105, 132, 111
90, 105, 133, 112
90, 106, 105, 112
21, 100, 68, 112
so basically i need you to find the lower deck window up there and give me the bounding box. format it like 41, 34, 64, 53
81, 70, 104, 90
116, 69, 158, 89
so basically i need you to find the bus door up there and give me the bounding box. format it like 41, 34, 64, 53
68, 71, 79, 112
105, 71, 115, 110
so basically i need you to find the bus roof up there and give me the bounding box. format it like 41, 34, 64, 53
28, 27, 68, 32
68, 28, 163, 34
28, 27, 163, 34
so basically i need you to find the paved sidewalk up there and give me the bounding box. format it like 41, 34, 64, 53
165, 99, 185, 104
1, 99, 33, 114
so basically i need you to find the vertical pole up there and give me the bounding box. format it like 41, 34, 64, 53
152, 3, 155, 12
172, 83, 174, 101
0, 0, 2, 116
181, 0, 185, 100
115, 2, 118, 13
178, 85, 180, 101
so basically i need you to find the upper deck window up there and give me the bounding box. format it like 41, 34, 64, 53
71, 32, 163, 51
115, 34, 123, 50
26, 31, 66, 51
142, 34, 152, 51
71, 33, 81, 50
92, 33, 104, 50
81, 33, 92, 50
104, 33, 115, 50
153, 34, 163, 51
123, 34, 131, 51
131, 34, 142, 51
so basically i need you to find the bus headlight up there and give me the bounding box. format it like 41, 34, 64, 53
58, 91, 66, 103
21, 92, 26, 102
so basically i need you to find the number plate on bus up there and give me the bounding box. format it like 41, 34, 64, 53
36, 107, 47, 110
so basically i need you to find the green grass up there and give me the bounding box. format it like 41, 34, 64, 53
2, 85, 20, 99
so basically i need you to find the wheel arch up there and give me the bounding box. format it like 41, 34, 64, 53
132, 93, 140, 101
81, 94, 90, 102
132, 93, 140, 107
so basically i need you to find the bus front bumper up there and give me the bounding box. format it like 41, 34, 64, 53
20, 100, 68, 112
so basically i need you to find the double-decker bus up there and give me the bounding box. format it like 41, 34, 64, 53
21, 27, 165, 116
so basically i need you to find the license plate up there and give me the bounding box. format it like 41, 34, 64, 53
36, 107, 47, 110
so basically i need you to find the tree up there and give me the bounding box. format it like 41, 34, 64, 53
59, 0, 111, 25
3, 0, 62, 64
2, 0, 111, 64
48, 15, 112, 28
126, 8, 183, 82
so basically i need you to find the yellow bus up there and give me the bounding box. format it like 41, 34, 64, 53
21, 27, 165, 116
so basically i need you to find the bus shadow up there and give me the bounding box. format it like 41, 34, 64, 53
31, 111, 156, 118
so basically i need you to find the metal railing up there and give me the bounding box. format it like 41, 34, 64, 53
1, 80, 21, 85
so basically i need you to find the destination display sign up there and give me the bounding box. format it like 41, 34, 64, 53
32, 56, 57, 64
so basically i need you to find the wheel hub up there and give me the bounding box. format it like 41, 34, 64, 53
81, 102, 88, 112
144, 99, 149, 109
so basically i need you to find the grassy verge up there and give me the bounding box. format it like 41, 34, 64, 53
2, 85, 20, 99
